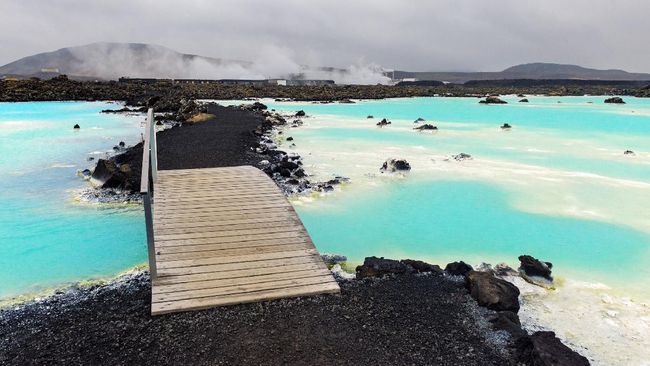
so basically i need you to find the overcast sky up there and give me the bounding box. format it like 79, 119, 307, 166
1, 0, 649, 72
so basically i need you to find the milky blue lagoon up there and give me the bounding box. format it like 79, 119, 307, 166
251, 96, 650, 364
2, 97, 650, 364
0, 102, 146, 300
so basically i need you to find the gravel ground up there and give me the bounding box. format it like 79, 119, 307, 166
0, 272, 516, 366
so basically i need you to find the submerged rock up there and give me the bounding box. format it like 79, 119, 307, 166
367, 115, 374, 119
452, 153, 472, 161
380, 158, 411, 172
414, 124, 437, 131
465, 271, 520, 312
518, 255, 553, 283
339, 99, 355, 104
516, 331, 590, 366
479, 96, 508, 104
604, 97, 625, 104
445, 261, 474, 276
414, 117, 426, 123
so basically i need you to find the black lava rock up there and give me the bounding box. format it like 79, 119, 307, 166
518, 255, 553, 281
516, 331, 590, 366
445, 261, 474, 276
465, 271, 520, 312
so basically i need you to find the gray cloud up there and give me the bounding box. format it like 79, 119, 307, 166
1, 0, 649, 72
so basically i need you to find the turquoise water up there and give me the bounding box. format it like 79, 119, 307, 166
0, 102, 146, 299
258, 96, 650, 295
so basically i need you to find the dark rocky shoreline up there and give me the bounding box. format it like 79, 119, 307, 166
0, 256, 589, 366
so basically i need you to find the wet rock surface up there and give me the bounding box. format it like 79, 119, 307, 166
0, 270, 517, 366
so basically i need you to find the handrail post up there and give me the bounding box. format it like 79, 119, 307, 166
149, 108, 158, 183
141, 108, 157, 280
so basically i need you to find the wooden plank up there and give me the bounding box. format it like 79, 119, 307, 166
154, 231, 309, 248
155, 194, 287, 204
156, 243, 313, 261
154, 215, 296, 229
153, 275, 336, 303
153, 210, 294, 227
153, 201, 291, 213
151, 282, 340, 315
156, 236, 312, 254
153, 262, 327, 286
153, 206, 292, 220
157, 255, 324, 277
153, 268, 333, 295
154, 226, 307, 242
154, 220, 300, 236
156, 249, 320, 269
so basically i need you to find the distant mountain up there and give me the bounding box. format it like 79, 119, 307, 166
393, 63, 650, 83
0, 42, 251, 80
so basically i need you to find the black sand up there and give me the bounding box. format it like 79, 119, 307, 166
0, 271, 514, 366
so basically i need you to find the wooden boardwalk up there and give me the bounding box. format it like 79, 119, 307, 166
139, 110, 339, 315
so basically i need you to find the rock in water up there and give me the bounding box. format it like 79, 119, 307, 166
604, 97, 625, 104
516, 331, 590, 366
452, 153, 472, 161
445, 261, 473, 276
367, 115, 374, 119
501, 123, 512, 129
624, 150, 635, 155
414, 117, 426, 123
518, 255, 553, 282
479, 96, 508, 104
73, 124, 80, 129
90, 159, 131, 189
376, 118, 391, 127
414, 124, 437, 131
295, 110, 306, 117
465, 271, 520, 312
519, 98, 529, 103
380, 158, 411, 172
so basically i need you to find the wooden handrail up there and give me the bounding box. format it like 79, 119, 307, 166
140, 108, 157, 279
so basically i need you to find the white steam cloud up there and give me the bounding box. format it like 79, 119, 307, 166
64, 43, 389, 84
